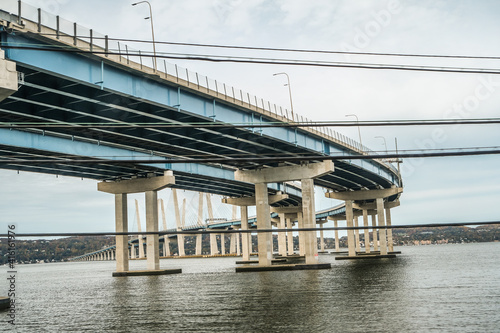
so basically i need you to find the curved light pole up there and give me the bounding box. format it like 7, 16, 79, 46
375, 136, 388, 153
132, 1, 157, 72
345, 114, 363, 150
273, 72, 294, 120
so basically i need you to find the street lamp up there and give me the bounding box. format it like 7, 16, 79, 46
273, 72, 294, 120
345, 114, 363, 150
132, 1, 157, 72
375, 136, 388, 153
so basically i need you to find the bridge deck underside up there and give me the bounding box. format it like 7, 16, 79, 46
0, 56, 400, 203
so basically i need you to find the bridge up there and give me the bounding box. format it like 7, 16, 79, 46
0, 1, 402, 275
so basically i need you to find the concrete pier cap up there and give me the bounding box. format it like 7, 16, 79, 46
0, 49, 18, 103
325, 187, 403, 201
234, 160, 334, 183
98, 171, 175, 194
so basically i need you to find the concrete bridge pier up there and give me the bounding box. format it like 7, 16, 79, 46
278, 213, 287, 256
235, 161, 334, 269
326, 188, 402, 259
159, 199, 171, 257
362, 209, 371, 254
287, 218, 295, 255
220, 233, 226, 255
223, 192, 289, 264
173, 189, 185, 257
354, 216, 361, 253
371, 213, 379, 252
327, 218, 340, 253
98, 171, 182, 276
318, 221, 326, 253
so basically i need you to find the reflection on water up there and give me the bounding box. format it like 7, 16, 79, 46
1, 243, 499, 332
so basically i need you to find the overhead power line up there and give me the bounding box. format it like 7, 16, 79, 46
1, 220, 499, 238
33, 32, 500, 61
3, 44, 500, 75
1, 149, 500, 165
2, 118, 500, 129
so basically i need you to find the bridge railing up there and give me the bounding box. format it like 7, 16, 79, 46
1, 0, 400, 178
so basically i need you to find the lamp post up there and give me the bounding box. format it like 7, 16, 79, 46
273, 72, 294, 120
132, 1, 157, 72
345, 114, 363, 150
375, 136, 388, 153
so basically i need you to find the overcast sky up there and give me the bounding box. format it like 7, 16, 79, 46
2, 0, 500, 235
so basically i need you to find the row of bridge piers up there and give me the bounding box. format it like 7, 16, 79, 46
94, 162, 402, 276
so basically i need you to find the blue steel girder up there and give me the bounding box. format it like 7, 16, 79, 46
0, 31, 401, 196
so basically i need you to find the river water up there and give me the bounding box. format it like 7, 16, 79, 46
1, 242, 499, 332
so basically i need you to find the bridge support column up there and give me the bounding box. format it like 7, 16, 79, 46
371, 213, 379, 252
210, 233, 218, 255
297, 212, 305, 256
301, 178, 318, 264
236, 229, 241, 256
287, 219, 294, 255
163, 237, 171, 257
230, 232, 237, 254
255, 182, 273, 266
115, 193, 129, 271
278, 213, 287, 256
221, 233, 226, 255
354, 216, 361, 253
376, 198, 388, 255
145, 190, 160, 270
345, 200, 356, 257
363, 209, 371, 254
319, 223, 325, 252
195, 234, 202, 255
173, 189, 185, 257
386, 207, 394, 252
334, 219, 340, 252
241, 206, 251, 261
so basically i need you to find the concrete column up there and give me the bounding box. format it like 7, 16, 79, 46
135, 199, 146, 259
345, 200, 356, 257
376, 198, 388, 255
363, 209, 371, 254
301, 178, 318, 264
163, 237, 171, 257
240, 206, 250, 261
278, 213, 287, 256
319, 223, 325, 252
220, 234, 226, 255
255, 182, 273, 266
145, 190, 160, 270
230, 232, 237, 254
354, 216, 361, 253
236, 229, 241, 256
371, 213, 379, 252
287, 218, 294, 255
160, 199, 170, 257
210, 233, 218, 255
196, 192, 203, 255
115, 193, 129, 272
207, 193, 218, 255
195, 234, 202, 255
385, 207, 394, 252
298, 212, 305, 256
173, 189, 185, 257
334, 219, 340, 252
